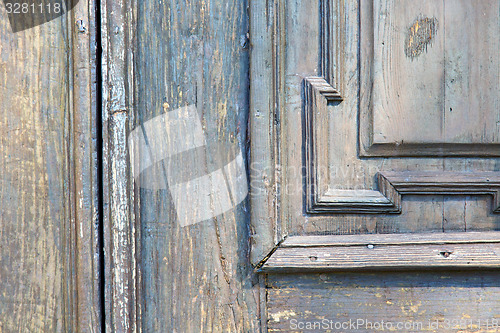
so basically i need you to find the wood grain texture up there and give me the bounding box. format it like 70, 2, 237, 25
378, 171, 500, 213
0, 0, 101, 331
266, 272, 500, 332
102, 0, 137, 331
263, 243, 500, 271
283, 231, 500, 247
70, 1, 103, 331
117, 0, 262, 331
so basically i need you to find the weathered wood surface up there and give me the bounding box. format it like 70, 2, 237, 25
360, 0, 500, 157
0, 1, 101, 331
283, 231, 500, 247
249, 0, 282, 265
102, 0, 262, 331
266, 272, 500, 332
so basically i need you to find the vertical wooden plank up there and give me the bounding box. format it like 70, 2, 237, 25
111, 0, 263, 331
69, 0, 103, 332
249, 0, 281, 264
140, 0, 259, 330
71, 0, 103, 331
102, 0, 137, 331
0, 18, 67, 332
0, 0, 100, 331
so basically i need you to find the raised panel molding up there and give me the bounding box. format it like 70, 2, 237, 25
304, 0, 500, 214
378, 172, 500, 214
306, 149, 500, 214
304, 76, 399, 213
319, 0, 344, 91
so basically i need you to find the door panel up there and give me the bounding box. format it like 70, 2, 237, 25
250, 0, 500, 331
363, 0, 500, 148
250, 0, 500, 239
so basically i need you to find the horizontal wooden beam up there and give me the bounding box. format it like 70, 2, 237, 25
260, 232, 500, 272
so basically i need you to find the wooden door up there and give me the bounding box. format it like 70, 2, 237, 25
3, 0, 500, 331
250, 0, 500, 331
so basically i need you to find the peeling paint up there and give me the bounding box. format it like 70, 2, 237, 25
269, 310, 297, 323
405, 17, 438, 59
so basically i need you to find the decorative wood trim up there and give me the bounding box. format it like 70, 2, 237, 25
261, 232, 500, 272
303, 0, 350, 214
320, 0, 344, 90
304, 74, 400, 213
259, 275, 269, 333
304, 1, 500, 213
304, 77, 400, 214
254, 0, 500, 273
362, 143, 500, 157
307, 169, 500, 214
378, 171, 500, 213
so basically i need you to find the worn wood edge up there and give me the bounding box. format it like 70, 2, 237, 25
260, 242, 500, 272
100, 0, 112, 330
102, 0, 137, 331
64, 8, 78, 331
304, 77, 343, 101
305, 1, 345, 215
128, 0, 139, 329
258, 232, 500, 272
249, 0, 282, 265
258, 274, 269, 333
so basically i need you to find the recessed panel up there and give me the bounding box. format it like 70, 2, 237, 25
362, 0, 500, 155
